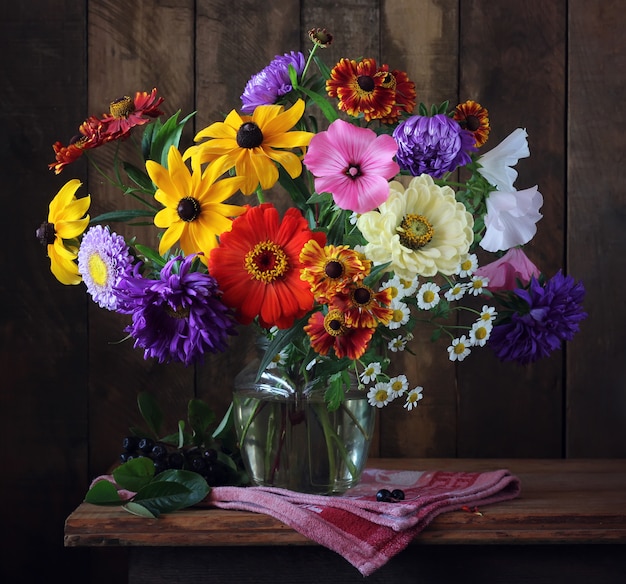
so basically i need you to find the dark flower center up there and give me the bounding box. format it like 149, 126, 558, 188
464, 115, 480, 132
177, 197, 201, 222
398, 214, 434, 250
36, 221, 56, 246
109, 95, 135, 119
236, 122, 264, 149
323, 310, 346, 337
353, 285, 372, 306
244, 241, 289, 283
324, 260, 344, 279
357, 75, 375, 93
345, 163, 362, 179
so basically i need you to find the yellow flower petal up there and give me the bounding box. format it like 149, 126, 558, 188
158, 220, 185, 255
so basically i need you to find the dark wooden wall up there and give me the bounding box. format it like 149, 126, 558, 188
2, 1, 625, 582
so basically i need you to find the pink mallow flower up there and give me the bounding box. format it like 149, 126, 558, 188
303, 119, 399, 214
474, 247, 540, 292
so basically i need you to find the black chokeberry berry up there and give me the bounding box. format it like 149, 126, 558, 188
122, 436, 140, 452
168, 451, 185, 469
138, 437, 155, 453
203, 448, 218, 462
376, 488, 392, 502
391, 489, 405, 501
151, 443, 168, 459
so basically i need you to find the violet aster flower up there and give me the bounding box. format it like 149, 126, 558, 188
115, 254, 237, 365
489, 271, 587, 365
393, 114, 476, 178
241, 51, 306, 113
77, 225, 134, 310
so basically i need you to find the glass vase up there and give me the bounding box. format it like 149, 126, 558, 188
232, 355, 375, 495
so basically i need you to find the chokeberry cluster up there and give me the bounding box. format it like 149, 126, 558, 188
376, 488, 406, 502
120, 436, 233, 486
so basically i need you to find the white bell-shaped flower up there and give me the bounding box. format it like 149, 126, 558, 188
480, 186, 543, 252
477, 128, 529, 192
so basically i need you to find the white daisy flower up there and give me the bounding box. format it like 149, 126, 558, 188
367, 382, 393, 408
387, 300, 410, 330
360, 362, 382, 384
416, 282, 441, 310
388, 375, 409, 398
468, 275, 489, 296
479, 305, 498, 322
447, 335, 471, 362
388, 335, 409, 352
444, 282, 467, 302
349, 211, 360, 225
266, 349, 288, 369
403, 387, 424, 411
457, 253, 478, 277
398, 275, 419, 297
469, 320, 493, 347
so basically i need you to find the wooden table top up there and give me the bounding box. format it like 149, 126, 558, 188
64, 458, 626, 548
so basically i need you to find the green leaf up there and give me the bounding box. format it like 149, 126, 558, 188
113, 457, 155, 493
123, 501, 158, 518
134, 244, 168, 269
212, 403, 234, 440
257, 317, 309, 378
288, 63, 299, 88
324, 372, 347, 411
90, 209, 156, 224
123, 162, 156, 194
152, 469, 210, 507
137, 391, 163, 438
149, 110, 196, 166
188, 399, 216, 440
84, 479, 124, 505
297, 85, 339, 123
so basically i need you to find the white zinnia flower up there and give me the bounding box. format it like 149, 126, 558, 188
480, 186, 543, 252
477, 128, 530, 192
357, 174, 474, 279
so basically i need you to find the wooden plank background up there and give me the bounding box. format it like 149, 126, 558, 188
2, 0, 624, 582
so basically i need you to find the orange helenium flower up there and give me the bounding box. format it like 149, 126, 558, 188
326, 58, 395, 122
454, 100, 490, 148
333, 283, 394, 329
300, 240, 371, 303
209, 203, 326, 329
304, 309, 374, 360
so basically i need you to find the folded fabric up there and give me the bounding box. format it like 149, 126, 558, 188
205, 468, 521, 576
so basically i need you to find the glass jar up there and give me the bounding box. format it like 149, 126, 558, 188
232, 352, 375, 495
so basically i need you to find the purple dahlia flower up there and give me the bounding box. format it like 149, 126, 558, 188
240, 51, 306, 113
489, 271, 587, 365
392, 114, 476, 178
115, 254, 237, 366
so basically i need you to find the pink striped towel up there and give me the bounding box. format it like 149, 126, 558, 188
205, 468, 521, 576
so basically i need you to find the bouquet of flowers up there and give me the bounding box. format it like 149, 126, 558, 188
37, 28, 586, 498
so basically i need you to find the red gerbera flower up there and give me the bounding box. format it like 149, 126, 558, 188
332, 283, 394, 328
304, 309, 375, 360
101, 87, 164, 140
209, 203, 326, 329
326, 58, 395, 122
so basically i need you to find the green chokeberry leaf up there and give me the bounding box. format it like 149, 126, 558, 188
137, 391, 163, 438
84, 479, 124, 505
113, 456, 155, 493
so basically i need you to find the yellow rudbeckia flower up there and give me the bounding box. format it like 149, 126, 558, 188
185, 99, 313, 195
36, 178, 91, 285
147, 145, 246, 260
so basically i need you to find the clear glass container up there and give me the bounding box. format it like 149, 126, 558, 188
232, 353, 375, 495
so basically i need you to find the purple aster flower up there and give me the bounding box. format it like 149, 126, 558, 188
392, 114, 477, 178
115, 254, 237, 366
77, 225, 134, 310
489, 271, 587, 365
240, 51, 306, 113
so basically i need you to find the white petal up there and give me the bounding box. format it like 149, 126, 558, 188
477, 128, 529, 191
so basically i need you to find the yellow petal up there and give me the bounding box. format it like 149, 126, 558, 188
49, 241, 81, 285
49, 179, 82, 220
154, 206, 180, 229
266, 149, 303, 179
261, 99, 305, 137
158, 221, 185, 255
56, 216, 90, 239
248, 151, 279, 191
